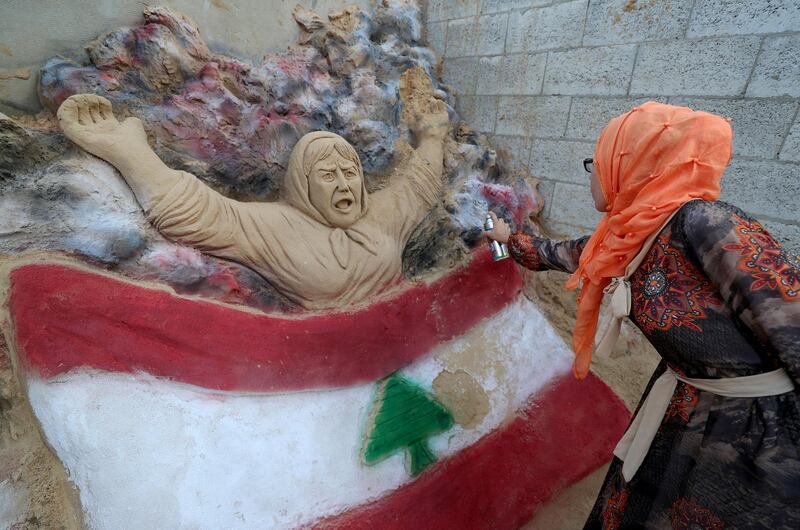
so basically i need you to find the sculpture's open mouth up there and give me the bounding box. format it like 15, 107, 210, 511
334, 198, 354, 211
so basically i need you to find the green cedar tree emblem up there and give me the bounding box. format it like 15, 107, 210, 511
362, 372, 454, 476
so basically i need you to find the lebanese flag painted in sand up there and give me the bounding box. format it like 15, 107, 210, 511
5, 250, 629, 529
9, 249, 523, 392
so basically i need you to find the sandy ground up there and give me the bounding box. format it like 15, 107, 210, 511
0, 333, 83, 529
523, 464, 611, 530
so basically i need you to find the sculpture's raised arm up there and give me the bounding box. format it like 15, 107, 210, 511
57, 94, 259, 262
371, 67, 449, 243
401, 67, 449, 181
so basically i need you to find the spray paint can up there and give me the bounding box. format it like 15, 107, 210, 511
484, 214, 510, 261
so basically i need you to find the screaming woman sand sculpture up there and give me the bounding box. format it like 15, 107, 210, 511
0, 5, 631, 528
56, 67, 449, 309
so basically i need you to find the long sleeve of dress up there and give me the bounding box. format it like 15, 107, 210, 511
146, 171, 269, 269
681, 201, 800, 384
507, 233, 589, 273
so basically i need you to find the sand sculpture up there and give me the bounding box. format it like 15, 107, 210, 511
0, 3, 544, 313
56, 68, 449, 308
0, 3, 630, 528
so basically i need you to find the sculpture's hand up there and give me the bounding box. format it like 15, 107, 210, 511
58, 93, 181, 209
57, 94, 151, 171
399, 67, 449, 141
411, 98, 449, 141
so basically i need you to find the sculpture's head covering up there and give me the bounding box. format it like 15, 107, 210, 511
564, 101, 732, 379
283, 131, 377, 268
284, 131, 369, 224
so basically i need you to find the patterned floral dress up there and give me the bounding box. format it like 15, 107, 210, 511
507, 201, 800, 529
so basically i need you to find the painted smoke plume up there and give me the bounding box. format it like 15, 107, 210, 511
0, 1, 541, 311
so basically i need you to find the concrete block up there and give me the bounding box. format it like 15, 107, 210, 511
543, 45, 636, 96
535, 177, 556, 219
476, 53, 547, 95
427, 0, 479, 22
506, 1, 587, 53
445, 17, 477, 58
721, 159, 800, 223
481, 0, 551, 15
747, 35, 800, 98
779, 117, 800, 163
529, 138, 596, 184
544, 220, 594, 238
459, 96, 498, 133
548, 181, 603, 231
583, 0, 691, 45
496, 95, 571, 137
671, 97, 798, 159
761, 218, 800, 258
488, 134, 532, 170
566, 96, 664, 140
505, 9, 534, 53
687, 0, 800, 37
477, 13, 509, 56
631, 36, 761, 96
443, 57, 480, 95
477, 56, 511, 95
426, 21, 447, 58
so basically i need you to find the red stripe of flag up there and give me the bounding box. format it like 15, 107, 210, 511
8, 249, 521, 392
314, 373, 629, 530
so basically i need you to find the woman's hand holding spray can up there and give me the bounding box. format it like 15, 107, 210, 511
484, 212, 510, 261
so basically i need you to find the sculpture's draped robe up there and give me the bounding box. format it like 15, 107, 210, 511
145, 152, 439, 309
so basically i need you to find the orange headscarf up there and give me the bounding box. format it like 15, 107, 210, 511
565, 101, 733, 379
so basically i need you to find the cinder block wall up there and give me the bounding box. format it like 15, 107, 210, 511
425, 0, 800, 253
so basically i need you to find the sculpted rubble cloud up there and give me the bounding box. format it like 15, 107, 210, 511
1, 1, 541, 311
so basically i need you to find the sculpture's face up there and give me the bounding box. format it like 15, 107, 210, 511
308, 152, 363, 228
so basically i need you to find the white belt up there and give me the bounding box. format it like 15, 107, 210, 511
613, 368, 795, 481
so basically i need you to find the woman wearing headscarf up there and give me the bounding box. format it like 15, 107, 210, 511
487, 101, 800, 528
56, 73, 450, 310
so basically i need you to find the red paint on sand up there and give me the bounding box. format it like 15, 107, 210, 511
315, 373, 629, 530
480, 182, 539, 227
9, 249, 520, 392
